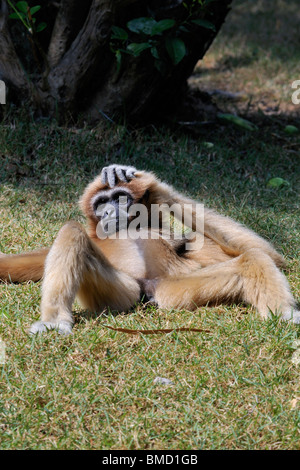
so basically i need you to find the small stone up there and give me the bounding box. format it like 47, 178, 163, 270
153, 376, 174, 385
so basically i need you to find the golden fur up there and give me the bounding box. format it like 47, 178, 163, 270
0, 165, 298, 334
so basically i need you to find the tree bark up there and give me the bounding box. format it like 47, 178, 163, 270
0, 0, 232, 124
47, 0, 91, 68
0, 1, 32, 99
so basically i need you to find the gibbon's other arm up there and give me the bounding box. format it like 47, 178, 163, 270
138, 172, 285, 266
0, 248, 49, 282
100, 164, 285, 266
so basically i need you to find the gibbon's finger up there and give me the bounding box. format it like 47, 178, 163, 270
102, 165, 119, 187
107, 167, 117, 188
115, 166, 128, 182
101, 165, 137, 187
100, 167, 108, 185
125, 167, 137, 181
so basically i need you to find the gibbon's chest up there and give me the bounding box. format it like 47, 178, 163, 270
96, 231, 198, 280
96, 236, 147, 278
97, 231, 199, 279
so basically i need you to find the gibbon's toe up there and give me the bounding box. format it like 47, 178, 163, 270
29, 321, 73, 335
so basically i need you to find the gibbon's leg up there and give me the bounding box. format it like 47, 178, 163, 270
0, 249, 49, 282
29, 221, 141, 335
154, 248, 300, 322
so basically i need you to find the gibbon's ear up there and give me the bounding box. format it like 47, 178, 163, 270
78, 175, 107, 222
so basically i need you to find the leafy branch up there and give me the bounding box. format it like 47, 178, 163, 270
110, 0, 217, 75
7, 1, 49, 84
7, 0, 46, 34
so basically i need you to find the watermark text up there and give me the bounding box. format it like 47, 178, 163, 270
291, 80, 300, 105
0, 80, 6, 104
95, 200, 204, 251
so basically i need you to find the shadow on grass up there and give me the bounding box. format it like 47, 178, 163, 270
0, 0, 299, 259
220, 0, 300, 63
0, 107, 299, 260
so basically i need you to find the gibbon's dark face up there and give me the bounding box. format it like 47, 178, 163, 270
92, 188, 134, 235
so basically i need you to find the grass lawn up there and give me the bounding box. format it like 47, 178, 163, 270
0, 0, 299, 450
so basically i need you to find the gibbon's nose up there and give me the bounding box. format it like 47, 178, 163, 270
103, 207, 116, 219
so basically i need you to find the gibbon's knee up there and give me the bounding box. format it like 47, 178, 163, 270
43, 221, 96, 280
52, 221, 88, 251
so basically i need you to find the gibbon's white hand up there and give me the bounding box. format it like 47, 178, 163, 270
101, 165, 137, 188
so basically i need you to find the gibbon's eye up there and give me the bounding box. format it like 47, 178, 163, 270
112, 191, 133, 207
92, 196, 108, 213
97, 198, 108, 205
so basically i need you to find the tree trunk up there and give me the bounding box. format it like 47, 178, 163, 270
0, 0, 232, 124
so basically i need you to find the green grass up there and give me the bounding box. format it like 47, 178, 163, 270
190, 0, 300, 115
0, 0, 300, 450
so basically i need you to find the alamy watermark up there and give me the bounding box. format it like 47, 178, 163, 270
0, 80, 6, 105
291, 80, 300, 105
95, 199, 204, 251
0, 338, 6, 365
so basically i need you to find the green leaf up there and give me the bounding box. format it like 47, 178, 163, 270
150, 47, 159, 59
203, 142, 214, 149
151, 19, 176, 35
179, 25, 190, 33
217, 113, 258, 131
284, 125, 299, 135
9, 12, 26, 19
16, 1, 28, 13
127, 17, 157, 35
165, 37, 186, 65
191, 19, 216, 31
267, 177, 290, 188
35, 22, 47, 32
111, 26, 128, 41
30, 5, 41, 16
127, 42, 151, 57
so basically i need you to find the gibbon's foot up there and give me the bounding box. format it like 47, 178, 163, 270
29, 321, 73, 336
101, 164, 137, 188
281, 310, 300, 324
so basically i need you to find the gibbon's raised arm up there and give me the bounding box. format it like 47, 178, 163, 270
116, 166, 285, 267
82, 164, 284, 267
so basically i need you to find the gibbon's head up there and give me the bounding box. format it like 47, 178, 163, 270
91, 187, 134, 236
79, 172, 154, 237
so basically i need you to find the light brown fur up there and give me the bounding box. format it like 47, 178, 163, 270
0, 165, 299, 334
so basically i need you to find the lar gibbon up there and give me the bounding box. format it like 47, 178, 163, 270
0, 164, 299, 335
